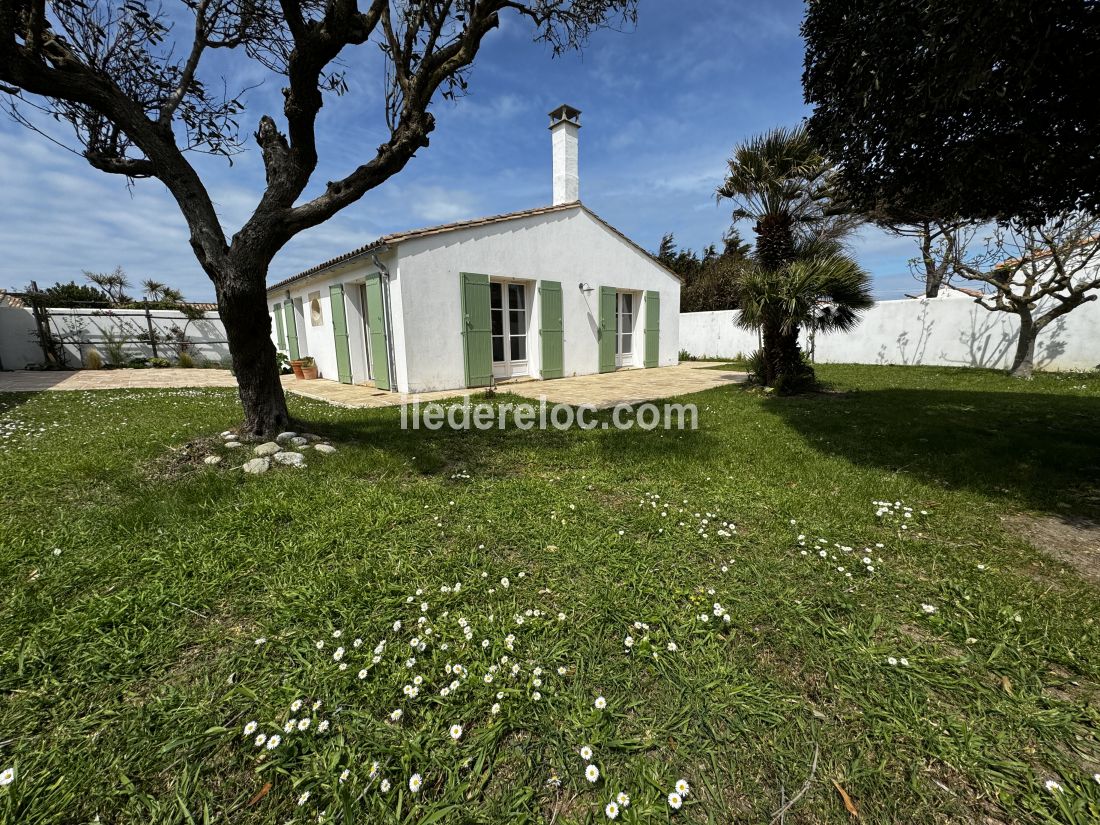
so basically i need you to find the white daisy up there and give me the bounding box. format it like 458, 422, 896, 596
921, 604, 937, 614
317, 720, 330, 733
450, 724, 463, 740
380, 779, 391, 793
243, 721, 258, 736
594, 696, 607, 710
254, 733, 267, 747
297, 718, 311, 731
266, 734, 281, 750
369, 761, 380, 779
675, 778, 690, 796
409, 773, 423, 793
291, 699, 304, 712
390, 709, 403, 722
1044, 779, 1063, 793
668, 791, 682, 809
585, 764, 600, 783
298, 790, 311, 806
616, 791, 630, 807
339, 769, 350, 783
580, 746, 593, 761
605, 801, 619, 819
0, 767, 14, 787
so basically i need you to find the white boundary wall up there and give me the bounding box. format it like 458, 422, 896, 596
680, 298, 1100, 372
0, 305, 229, 370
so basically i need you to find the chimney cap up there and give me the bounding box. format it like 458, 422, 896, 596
548, 104, 582, 128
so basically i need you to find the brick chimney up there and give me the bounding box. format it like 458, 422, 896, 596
549, 104, 581, 205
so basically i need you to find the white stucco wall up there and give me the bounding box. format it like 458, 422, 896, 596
680, 298, 1100, 372
1, 305, 229, 369
394, 207, 680, 392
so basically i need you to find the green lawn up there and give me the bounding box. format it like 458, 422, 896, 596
1, 365, 1099, 824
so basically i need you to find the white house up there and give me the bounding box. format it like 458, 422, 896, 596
266, 105, 681, 394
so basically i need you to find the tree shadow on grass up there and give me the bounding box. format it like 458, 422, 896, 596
763, 388, 1100, 518
292, 393, 715, 481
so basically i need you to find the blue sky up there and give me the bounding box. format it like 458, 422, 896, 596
0, 0, 920, 302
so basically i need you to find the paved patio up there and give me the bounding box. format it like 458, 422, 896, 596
278, 361, 745, 408
0, 362, 746, 408
0, 368, 240, 391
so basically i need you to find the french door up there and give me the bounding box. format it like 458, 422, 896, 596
615, 291, 635, 367
490, 281, 528, 379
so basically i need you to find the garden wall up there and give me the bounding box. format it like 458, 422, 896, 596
0, 305, 230, 370
680, 297, 1100, 372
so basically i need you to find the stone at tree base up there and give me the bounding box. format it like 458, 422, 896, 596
220, 431, 235, 439
275, 431, 298, 443
301, 433, 321, 442
273, 451, 306, 467
243, 458, 270, 474
254, 441, 281, 456
314, 444, 337, 455
224, 441, 243, 448
204, 455, 222, 465
289, 436, 309, 447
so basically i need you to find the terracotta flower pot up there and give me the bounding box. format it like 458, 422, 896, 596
301, 365, 319, 380
290, 359, 305, 379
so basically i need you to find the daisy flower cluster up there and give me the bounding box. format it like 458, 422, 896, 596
229, 567, 593, 817
574, 743, 691, 818
873, 499, 930, 532
639, 493, 736, 540
621, 620, 681, 660
797, 532, 884, 581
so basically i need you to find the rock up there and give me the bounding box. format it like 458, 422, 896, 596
301, 433, 322, 442
314, 443, 337, 455
254, 441, 281, 456
204, 455, 222, 465
242, 458, 270, 474
220, 431, 235, 439
224, 441, 243, 449
275, 431, 298, 443
273, 451, 306, 467
289, 436, 309, 447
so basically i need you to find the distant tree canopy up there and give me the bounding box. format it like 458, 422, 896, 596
658, 229, 750, 313
24, 280, 111, 307
802, 0, 1100, 223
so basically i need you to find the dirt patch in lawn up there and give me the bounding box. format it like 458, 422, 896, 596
143, 434, 231, 481
1001, 513, 1100, 585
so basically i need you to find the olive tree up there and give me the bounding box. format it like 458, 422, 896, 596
955, 214, 1100, 378
0, 0, 636, 433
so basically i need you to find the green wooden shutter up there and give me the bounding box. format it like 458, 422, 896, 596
283, 301, 300, 361
644, 290, 660, 368
329, 284, 353, 384
273, 302, 286, 350
364, 275, 391, 391
598, 286, 617, 373
539, 280, 563, 379
460, 272, 493, 388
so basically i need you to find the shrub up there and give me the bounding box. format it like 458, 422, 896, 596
149, 357, 171, 368
177, 352, 195, 368
84, 349, 103, 370
128, 356, 150, 369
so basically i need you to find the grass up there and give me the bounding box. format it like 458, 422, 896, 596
1, 365, 1099, 824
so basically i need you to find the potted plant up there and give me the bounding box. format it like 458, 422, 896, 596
290, 357, 306, 378
299, 356, 318, 380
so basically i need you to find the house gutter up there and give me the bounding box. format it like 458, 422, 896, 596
371, 251, 399, 393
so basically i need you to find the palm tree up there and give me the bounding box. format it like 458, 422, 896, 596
733, 253, 873, 390
718, 125, 865, 388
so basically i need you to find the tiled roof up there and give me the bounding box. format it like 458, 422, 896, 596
267, 201, 680, 292
0, 290, 26, 308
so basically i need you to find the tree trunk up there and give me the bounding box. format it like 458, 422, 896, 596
1009, 315, 1037, 379
216, 267, 291, 436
